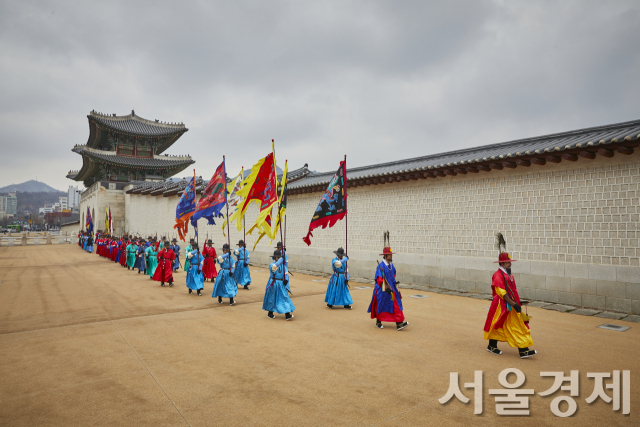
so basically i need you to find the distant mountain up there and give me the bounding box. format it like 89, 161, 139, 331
0, 180, 61, 193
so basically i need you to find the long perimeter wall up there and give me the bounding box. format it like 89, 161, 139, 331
124, 153, 640, 314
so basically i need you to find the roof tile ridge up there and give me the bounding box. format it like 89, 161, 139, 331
89, 110, 187, 130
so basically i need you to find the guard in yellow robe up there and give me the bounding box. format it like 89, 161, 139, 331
484, 252, 537, 358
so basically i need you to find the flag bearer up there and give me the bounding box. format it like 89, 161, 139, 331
186, 243, 204, 296
325, 247, 352, 309
212, 244, 237, 305
233, 240, 251, 289
263, 250, 295, 320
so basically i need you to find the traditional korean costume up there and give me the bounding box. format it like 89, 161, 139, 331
212, 252, 237, 300
186, 250, 205, 293
153, 247, 175, 285
145, 246, 158, 277
325, 254, 352, 308
126, 243, 137, 269
202, 246, 218, 281
262, 256, 295, 317
233, 246, 251, 287
484, 253, 536, 358
368, 248, 408, 331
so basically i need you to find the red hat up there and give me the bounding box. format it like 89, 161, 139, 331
494, 252, 517, 263
380, 247, 395, 256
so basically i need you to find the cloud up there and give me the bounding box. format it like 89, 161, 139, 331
0, 0, 638, 191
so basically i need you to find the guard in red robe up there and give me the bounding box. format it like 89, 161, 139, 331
202, 239, 218, 282
119, 237, 128, 267
153, 245, 175, 286
484, 252, 536, 359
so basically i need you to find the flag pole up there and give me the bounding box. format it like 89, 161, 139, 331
344, 155, 348, 257
194, 168, 199, 255
224, 156, 231, 250
272, 140, 284, 247
242, 167, 246, 246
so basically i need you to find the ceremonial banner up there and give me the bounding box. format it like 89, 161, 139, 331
86, 207, 93, 234
222, 168, 244, 235
174, 176, 197, 241
303, 160, 347, 246
228, 147, 278, 236
109, 207, 113, 234
191, 161, 226, 226
250, 161, 287, 250
104, 207, 109, 233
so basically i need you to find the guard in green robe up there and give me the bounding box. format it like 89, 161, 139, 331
145, 240, 158, 279
183, 238, 195, 272
126, 240, 137, 270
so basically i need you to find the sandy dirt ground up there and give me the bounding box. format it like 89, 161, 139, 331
0, 244, 638, 426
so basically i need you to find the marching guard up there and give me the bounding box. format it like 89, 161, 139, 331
367, 247, 408, 331
203, 239, 218, 282
153, 242, 175, 286
171, 238, 181, 272
212, 244, 237, 305
134, 239, 146, 274
145, 239, 158, 279
186, 243, 204, 296
325, 247, 352, 309
263, 250, 295, 320
484, 252, 537, 358
184, 238, 195, 272
126, 238, 137, 270
233, 240, 251, 289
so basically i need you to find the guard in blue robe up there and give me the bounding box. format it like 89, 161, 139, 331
367, 247, 408, 331
134, 240, 146, 274
85, 234, 93, 253
233, 240, 252, 289
115, 239, 123, 264
263, 250, 295, 320
212, 244, 237, 304
275, 242, 290, 292
82, 234, 88, 251
186, 243, 204, 296
325, 247, 353, 309
170, 238, 181, 272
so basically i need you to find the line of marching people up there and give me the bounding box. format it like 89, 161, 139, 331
81, 231, 537, 358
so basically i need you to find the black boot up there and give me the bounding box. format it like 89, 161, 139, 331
197, 290, 202, 296
376, 320, 383, 329
218, 296, 223, 304
168, 279, 173, 287
161, 282, 164, 287
488, 339, 502, 355
267, 311, 275, 319
230, 298, 236, 306
189, 289, 192, 294
285, 312, 293, 321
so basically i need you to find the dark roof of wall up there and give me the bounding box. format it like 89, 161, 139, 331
288, 118, 640, 191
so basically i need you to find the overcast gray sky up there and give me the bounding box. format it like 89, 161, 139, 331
1, 0, 639, 191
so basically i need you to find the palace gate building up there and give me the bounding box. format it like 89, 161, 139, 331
67, 110, 194, 233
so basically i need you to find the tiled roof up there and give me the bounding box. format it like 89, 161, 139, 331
288, 119, 640, 191
279, 163, 311, 183
72, 145, 194, 169
89, 110, 187, 137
